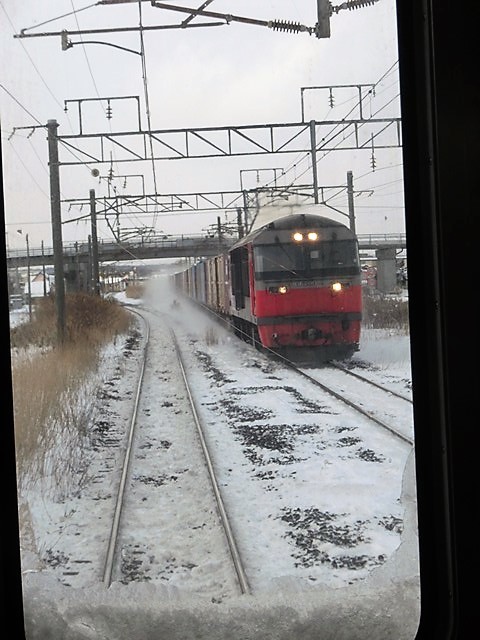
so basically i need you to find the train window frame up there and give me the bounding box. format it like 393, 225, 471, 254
1, 0, 475, 637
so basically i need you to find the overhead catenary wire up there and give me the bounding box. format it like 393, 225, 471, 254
68, 1, 124, 182
5, 138, 51, 200
0, 84, 139, 243
16, 1, 100, 33
137, 0, 159, 230
3, 7, 402, 243
0, 83, 44, 127
0, 1, 76, 132
255, 61, 401, 203
64, 0, 148, 241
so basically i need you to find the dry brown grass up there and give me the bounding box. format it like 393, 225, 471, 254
13, 346, 97, 495
10, 292, 132, 349
11, 293, 134, 496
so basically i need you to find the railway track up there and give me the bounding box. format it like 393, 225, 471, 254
175, 299, 414, 446
289, 361, 414, 446
150, 294, 415, 587
103, 306, 250, 598
329, 360, 412, 403
170, 326, 250, 595
215, 309, 414, 446
103, 309, 150, 587
39, 295, 415, 594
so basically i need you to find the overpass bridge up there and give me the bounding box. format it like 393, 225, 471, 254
6, 232, 407, 269
6, 234, 234, 269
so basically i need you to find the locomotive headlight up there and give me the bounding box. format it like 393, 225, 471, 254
331, 281, 343, 293
307, 231, 318, 241
268, 285, 288, 294
293, 232, 303, 242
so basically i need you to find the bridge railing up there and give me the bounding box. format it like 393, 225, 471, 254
7, 232, 406, 259
7, 233, 236, 259
357, 233, 407, 247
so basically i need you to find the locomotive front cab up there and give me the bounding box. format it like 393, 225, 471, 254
252, 213, 362, 360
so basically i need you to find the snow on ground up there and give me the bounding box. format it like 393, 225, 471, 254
12, 283, 420, 639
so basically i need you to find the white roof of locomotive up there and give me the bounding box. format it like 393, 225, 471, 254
230, 205, 352, 251
249, 203, 344, 232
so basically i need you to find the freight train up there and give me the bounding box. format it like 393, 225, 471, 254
172, 210, 362, 362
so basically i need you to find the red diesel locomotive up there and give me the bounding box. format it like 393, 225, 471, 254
173, 211, 362, 362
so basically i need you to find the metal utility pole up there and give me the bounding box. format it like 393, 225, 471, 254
47, 119, 66, 344
316, 0, 331, 38
347, 170, 356, 235
25, 234, 32, 321
41, 241, 47, 297
217, 216, 222, 250
87, 235, 93, 292
309, 120, 319, 204
236, 208, 244, 239
90, 189, 100, 295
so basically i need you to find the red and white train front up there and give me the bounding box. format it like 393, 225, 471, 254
230, 213, 362, 361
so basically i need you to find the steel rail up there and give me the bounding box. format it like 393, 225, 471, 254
164, 299, 414, 446
169, 328, 251, 596
289, 362, 414, 446
328, 361, 413, 403
102, 308, 150, 586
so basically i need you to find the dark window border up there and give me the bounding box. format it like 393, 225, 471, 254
397, 1, 476, 637
1, 1, 476, 637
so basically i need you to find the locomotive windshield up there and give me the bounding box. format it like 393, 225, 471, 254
254, 239, 359, 281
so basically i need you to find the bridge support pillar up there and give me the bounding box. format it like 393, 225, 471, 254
375, 247, 397, 294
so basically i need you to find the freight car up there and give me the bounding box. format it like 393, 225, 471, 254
173, 210, 362, 362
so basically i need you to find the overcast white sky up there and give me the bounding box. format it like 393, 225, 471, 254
1, 0, 403, 251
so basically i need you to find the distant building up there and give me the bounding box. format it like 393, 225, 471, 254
24, 272, 51, 299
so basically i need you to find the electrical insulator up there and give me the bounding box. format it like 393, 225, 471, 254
106, 102, 113, 120
329, 88, 335, 108
268, 20, 311, 34
340, 0, 378, 10
370, 133, 376, 170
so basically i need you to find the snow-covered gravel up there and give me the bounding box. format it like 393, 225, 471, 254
15, 277, 420, 639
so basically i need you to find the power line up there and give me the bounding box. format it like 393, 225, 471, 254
137, 0, 159, 227
258, 61, 401, 197
0, 83, 44, 126
0, 2, 65, 115
19, 1, 100, 33
5, 139, 50, 200
70, 0, 103, 100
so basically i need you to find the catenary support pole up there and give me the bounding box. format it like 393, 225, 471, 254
347, 170, 356, 235
41, 241, 47, 297
47, 119, 65, 343
90, 189, 100, 294
26, 233, 32, 321
309, 120, 319, 204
